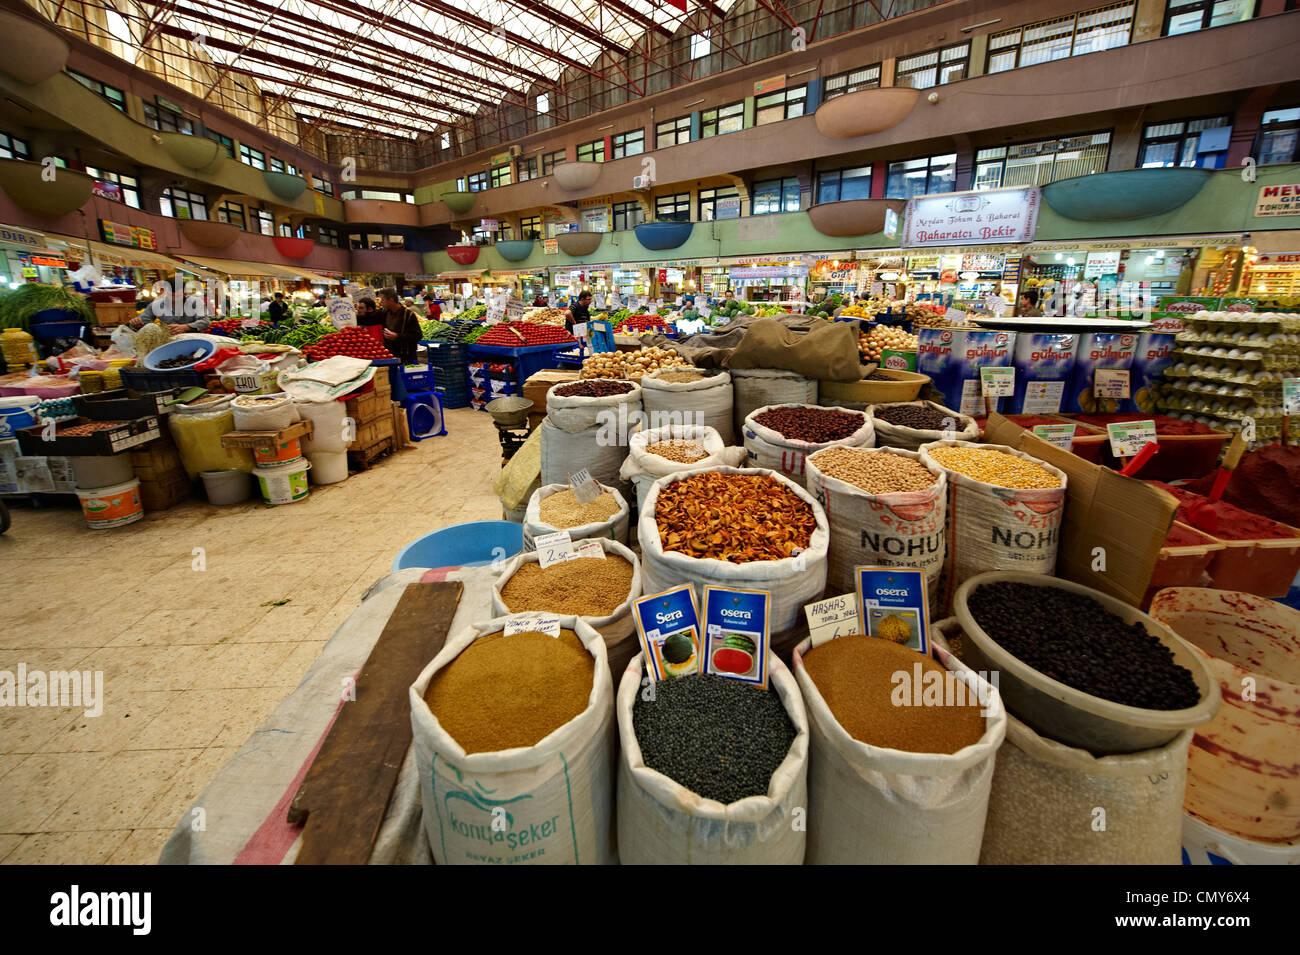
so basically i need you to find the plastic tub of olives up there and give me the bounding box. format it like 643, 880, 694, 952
952, 571, 1220, 755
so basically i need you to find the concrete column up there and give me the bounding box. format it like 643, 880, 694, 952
1132, 0, 1167, 43
1108, 108, 1147, 170
1227, 86, 1279, 167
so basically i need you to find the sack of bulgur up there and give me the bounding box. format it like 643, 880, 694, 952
523, 482, 630, 551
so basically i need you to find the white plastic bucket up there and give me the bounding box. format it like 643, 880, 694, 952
69, 453, 134, 490
200, 468, 252, 505
0, 396, 39, 439
75, 478, 144, 529
306, 451, 347, 485
232, 393, 298, 430
1182, 812, 1300, 865
254, 459, 311, 505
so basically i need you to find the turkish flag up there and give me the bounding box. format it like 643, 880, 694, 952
662, 0, 687, 10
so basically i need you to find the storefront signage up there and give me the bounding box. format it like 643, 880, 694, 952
715, 197, 742, 219
581, 205, 610, 233
543, 238, 558, 255
1084, 250, 1121, 277
99, 219, 157, 250
729, 265, 807, 279
1256, 253, 1300, 264
479, 218, 499, 231
904, 186, 1040, 247
27, 254, 66, 268
491, 152, 511, 166
754, 75, 786, 95
1255, 184, 1300, 217
0, 225, 44, 248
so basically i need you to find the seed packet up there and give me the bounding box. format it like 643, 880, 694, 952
633, 585, 702, 681
702, 586, 771, 689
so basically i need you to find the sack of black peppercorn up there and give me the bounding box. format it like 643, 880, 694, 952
870, 400, 978, 452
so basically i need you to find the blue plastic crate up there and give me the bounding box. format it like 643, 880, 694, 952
401, 364, 433, 390
423, 341, 469, 367
467, 343, 568, 394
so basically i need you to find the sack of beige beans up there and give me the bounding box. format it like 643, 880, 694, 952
640, 368, 736, 445
615, 652, 810, 864
730, 368, 817, 437
871, 400, 979, 451
793, 633, 1007, 864
490, 539, 642, 684
618, 424, 730, 513
522, 482, 630, 550
742, 403, 874, 483
920, 440, 1067, 611
804, 446, 947, 609
409, 617, 616, 865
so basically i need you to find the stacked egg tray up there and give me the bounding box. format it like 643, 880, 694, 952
1157, 310, 1300, 444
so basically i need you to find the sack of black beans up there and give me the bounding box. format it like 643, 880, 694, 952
638, 465, 830, 632
870, 400, 978, 451
540, 418, 630, 499
743, 403, 875, 483
615, 654, 810, 864
919, 440, 1067, 611
546, 380, 643, 434
523, 482, 630, 550
409, 617, 617, 865
804, 446, 947, 605
730, 368, 818, 437
640, 368, 736, 444
793, 631, 1007, 864
619, 424, 730, 512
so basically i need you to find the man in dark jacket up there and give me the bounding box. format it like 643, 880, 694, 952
379, 287, 420, 363
267, 291, 290, 324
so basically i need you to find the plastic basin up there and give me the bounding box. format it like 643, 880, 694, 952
143, 338, 216, 372
392, 520, 522, 571
200, 469, 252, 505
953, 571, 1221, 755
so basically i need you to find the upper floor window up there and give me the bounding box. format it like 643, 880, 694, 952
239, 144, 266, 170
518, 215, 542, 239
268, 158, 299, 176
753, 177, 802, 214
536, 94, 550, 114
755, 87, 806, 126
974, 132, 1111, 190
1139, 116, 1231, 167
987, 4, 1134, 73
490, 164, 512, 188
655, 192, 691, 222
440, 132, 452, 150
517, 156, 539, 181
68, 70, 125, 111
1258, 107, 1300, 165
1164, 0, 1255, 35
611, 129, 644, 159
823, 65, 882, 100
698, 186, 740, 221
656, 115, 691, 149
0, 131, 30, 160
896, 43, 970, 89
612, 201, 644, 231
467, 171, 489, 192
815, 166, 871, 204
205, 129, 234, 158
317, 226, 340, 247
216, 200, 246, 231
703, 101, 746, 136
159, 187, 207, 220
85, 167, 141, 209
144, 102, 192, 134
577, 139, 605, 163
885, 154, 957, 199
542, 150, 565, 176
253, 209, 275, 236
690, 32, 712, 60
311, 175, 334, 196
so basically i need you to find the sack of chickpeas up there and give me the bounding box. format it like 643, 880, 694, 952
804, 446, 947, 607
618, 424, 729, 513
743, 403, 875, 483
640, 368, 736, 444
870, 400, 979, 451
523, 482, 630, 550
546, 379, 643, 434
730, 368, 817, 437
919, 440, 1067, 611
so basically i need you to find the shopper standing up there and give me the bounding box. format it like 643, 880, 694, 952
1018, 288, 1044, 317
355, 297, 382, 327
379, 287, 420, 363
424, 293, 442, 321
563, 290, 592, 332
268, 291, 290, 324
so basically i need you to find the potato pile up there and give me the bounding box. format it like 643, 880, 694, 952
859, 325, 918, 362
580, 345, 691, 380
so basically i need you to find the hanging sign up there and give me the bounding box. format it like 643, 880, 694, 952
327, 297, 357, 329
1255, 184, 1300, 217
903, 186, 1040, 247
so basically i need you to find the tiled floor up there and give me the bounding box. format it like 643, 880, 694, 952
0, 406, 504, 864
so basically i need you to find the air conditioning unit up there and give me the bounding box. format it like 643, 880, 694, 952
632, 175, 652, 190
508, 144, 523, 158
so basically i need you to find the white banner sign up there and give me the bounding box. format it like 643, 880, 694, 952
1255, 184, 1300, 217
903, 186, 1040, 248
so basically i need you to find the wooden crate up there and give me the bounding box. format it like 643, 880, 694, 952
93, 301, 137, 327
139, 473, 191, 510
219, 419, 313, 450
347, 436, 395, 471
345, 389, 390, 426
522, 369, 579, 412
349, 413, 394, 451
372, 369, 392, 397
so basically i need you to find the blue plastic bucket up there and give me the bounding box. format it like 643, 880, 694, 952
392, 520, 522, 571
0, 396, 39, 438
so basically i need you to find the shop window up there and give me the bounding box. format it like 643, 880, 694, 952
752, 177, 801, 214
85, 167, 141, 209
1258, 107, 1300, 165
67, 70, 126, 111
885, 154, 957, 199
577, 139, 605, 163
0, 131, 31, 160
517, 156, 539, 182
1139, 116, 1231, 167
987, 4, 1134, 73
317, 226, 340, 247
754, 87, 806, 126
611, 129, 644, 159
205, 129, 234, 158
490, 164, 512, 188
519, 215, 542, 239
815, 167, 871, 204
822, 65, 882, 100
895, 43, 970, 90
702, 101, 745, 136
353, 188, 411, 202
466, 171, 489, 192
1164, 0, 1256, 35
542, 150, 565, 176
655, 192, 691, 222
253, 209, 275, 236
612, 201, 644, 231
160, 187, 207, 220
216, 201, 246, 231
239, 144, 266, 170
974, 133, 1110, 190
144, 102, 193, 134
698, 187, 740, 221
656, 115, 691, 149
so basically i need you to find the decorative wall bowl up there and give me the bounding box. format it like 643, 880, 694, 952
807, 198, 905, 237
813, 87, 921, 139
1042, 168, 1215, 221
495, 239, 534, 261
0, 159, 92, 216
552, 162, 602, 190
634, 221, 693, 250
556, 232, 602, 256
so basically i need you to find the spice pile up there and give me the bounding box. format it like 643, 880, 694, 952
1150, 482, 1298, 540
1075, 413, 1219, 436
645, 439, 708, 463
424, 629, 594, 753
811, 447, 936, 494
803, 636, 985, 754
580, 346, 689, 380
927, 446, 1062, 489
303, 326, 393, 361
875, 404, 962, 431
476, 322, 576, 347
499, 554, 635, 618
966, 582, 1201, 710
974, 415, 1096, 436
656, 471, 815, 562
752, 406, 866, 443
653, 370, 705, 384
553, 380, 635, 398
633, 673, 796, 804
1184, 444, 1300, 528
538, 487, 621, 528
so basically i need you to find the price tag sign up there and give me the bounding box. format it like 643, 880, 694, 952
633, 585, 703, 682
230, 373, 262, 393
240, 317, 262, 329
572, 322, 588, 340
594, 292, 606, 310
1283, 378, 1300, 415
568, 468, 601, 503
980, 367, 1015, 398
534, 529, 575, 568
1032, 424, 1076, 450
698, 305, 711, 319
573, 539, 605, 560
1094, 368, 1131, 399
327, 297, 357, 330
506, 297, 527, 321
1107, 420, 1157, 458
803, 593, 862, 644
855, 567, 930, 654
504, 613, 561, 638
984, 292, 1008, 315
702, 586, 771, 688
945, 307, 968, 325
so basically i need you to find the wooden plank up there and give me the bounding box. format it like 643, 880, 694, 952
220, 419, 313, 449
290, 580, 463, 865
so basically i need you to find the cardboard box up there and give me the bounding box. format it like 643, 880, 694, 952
522, 369, 579, 413
985, 412, 1178, 607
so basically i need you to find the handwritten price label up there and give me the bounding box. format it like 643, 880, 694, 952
1094, 368, 1131, 399
503, 614, 561, 638
568, 469, 601, 503
534, 530, 575, 568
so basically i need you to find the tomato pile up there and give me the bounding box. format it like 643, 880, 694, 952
303, 326, 394, 361
475, 322, 576, 347
617, 314, 675, 333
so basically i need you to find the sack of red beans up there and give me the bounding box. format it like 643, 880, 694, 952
743, 403, 875, 482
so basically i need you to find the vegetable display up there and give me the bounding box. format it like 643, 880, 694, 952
474, 322, 575, 347
0, 283, 95, 330
617, 314, 675, 334
303, 326, 394, 361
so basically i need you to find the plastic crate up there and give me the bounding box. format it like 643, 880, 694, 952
401, 364, 433, 390
73, 388, 181, 420
436, 386, 471, 409
467, 343, 568, 394
423, 341, 469, 367
120, 366, 206, 392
